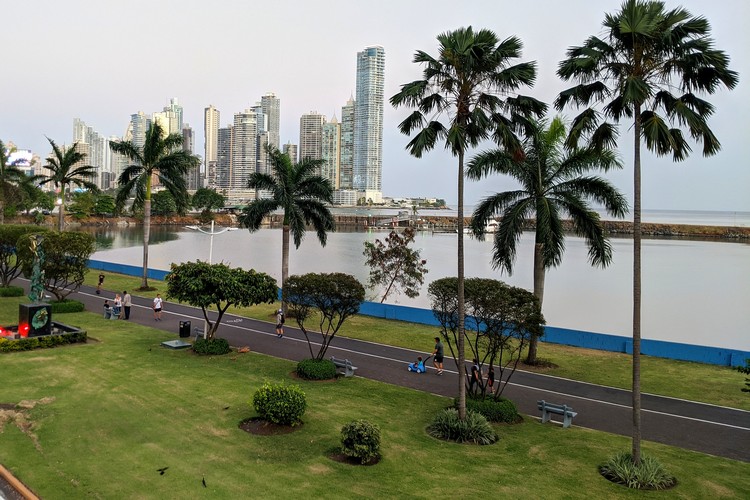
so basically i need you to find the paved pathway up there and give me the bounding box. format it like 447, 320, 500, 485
50, 283, 750, 462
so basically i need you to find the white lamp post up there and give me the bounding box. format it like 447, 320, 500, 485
185, 220, 238, 337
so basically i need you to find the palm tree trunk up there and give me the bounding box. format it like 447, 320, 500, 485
527, 241, 546, 364
632, 106, 643, 465
457, 149, 467, 420
281, 224, 290, 313
57, 186, 65, 232
142, 197, 151, 289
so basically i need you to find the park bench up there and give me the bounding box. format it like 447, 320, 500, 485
330, 356, 358, 377
537, 400, 578, 428
193, 328, 205, 340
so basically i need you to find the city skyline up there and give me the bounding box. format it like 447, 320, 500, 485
1, 0, 747, 211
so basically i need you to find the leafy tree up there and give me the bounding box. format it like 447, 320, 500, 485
363, 227, 428, 303
391, 26, 546, 419
0, 140, 31, 225
93, 194, 116, 216
467, 117, 628, 364
0, 225, 47, 287
68, 191, 96, 217
18, 231, 95, 301
284, 272, 365, 360
238, 145, 334, 312
556, 0, 737, 465
110, 121, 200, 289
39, 137, 98, 231
428, 277, 544, 398
151, 190, 178, 216
736, 360, 750, 393
191, 187, 226, 221
165, 261, 277, 340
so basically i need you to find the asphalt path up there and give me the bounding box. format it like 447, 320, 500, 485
32, 282, 750, 462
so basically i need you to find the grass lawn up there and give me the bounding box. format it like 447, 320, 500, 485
0, 304, 748, 498
86, 271, 750, 411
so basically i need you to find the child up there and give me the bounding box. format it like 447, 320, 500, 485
408, 356, 425, 373
103, 300, 112, 319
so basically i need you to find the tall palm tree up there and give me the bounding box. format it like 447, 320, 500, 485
555, 0, 737, 464
0, 140, 29, 225
390, 26, 546, 419
467, 117, 628, 364
238, 146, 334, 310
40, 138, 98, 231
109, 122, 199, 289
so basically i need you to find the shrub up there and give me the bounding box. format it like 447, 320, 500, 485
192, 337, 231, 355
341, 420, 381, 464
252, 382, 306, 426
599, 452, 677, 490
0, 286, 24, 297
296, 358, 337, 380
427, 408, 498, 445
459, 396, 520, 423
49, 300, 85, 314
0, 330, 87, 353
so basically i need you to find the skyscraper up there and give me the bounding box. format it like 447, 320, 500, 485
322, 116, 341, 189
231, 110, 258, 203
282, 142, 297, 163
204, 105, 220, 183
339, 96, 355, 190
299, 112, 325, 162
353, 45, 385, 203
261, 93, 280, 151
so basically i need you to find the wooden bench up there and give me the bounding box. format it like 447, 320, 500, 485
330, 356, 358, 377
537, 400, 578, 428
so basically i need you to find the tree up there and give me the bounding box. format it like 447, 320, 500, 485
39, 138, 98, 231
165, 261, 277, 340
109, 121, 200, 289
68, 191, 96, 217
93, 194, 116, 216
391, 26, 546, 419
467, 117, 628, 364
0, 225, 47, 287
191, 187, 226, 222
284, 272, 365, 360
151, 190, 178, 216
555, 0, 737, 465
238, 145, 334, 312
428, 277, 544, 399
18, 231, 95, 301
0, 140, 31, 225
363, 227, 428, 303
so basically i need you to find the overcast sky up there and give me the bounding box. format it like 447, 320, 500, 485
2, 0, 747, 211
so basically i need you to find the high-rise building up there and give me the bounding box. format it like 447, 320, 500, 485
182, 124, 201, 191
128, 112, 150, 150
230, 110, 258, 204
322, 116, 341, 189
299, 112, 325, 162
353, 45, 385, 203
261, 93, 280, 151
339, 96, 355, 190
282, 142, 297, 163
215, 126, 233, 191
72, 118, 109, 190
204, 105, 220, 176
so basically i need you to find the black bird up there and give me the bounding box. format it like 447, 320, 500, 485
157, 467, 168, 475
202, 477, 207, 488
223, 406, 230, 410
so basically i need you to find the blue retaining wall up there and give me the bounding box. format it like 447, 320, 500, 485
88, 259, 750, 367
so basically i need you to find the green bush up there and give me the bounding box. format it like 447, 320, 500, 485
252, 381, 306, 426
458, 396, 521, 423
599, 452, 677, 490
49, 300, 85, 314
0, 286, 24, 297
427, 408, 498, 445
296, 358, 337, 380
341, 420, 381, 464
0, 330, 87, 353
192, 337, 231, 355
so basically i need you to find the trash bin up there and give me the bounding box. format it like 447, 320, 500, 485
179, 320, 191, 338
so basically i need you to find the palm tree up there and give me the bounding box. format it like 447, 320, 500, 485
467, 117, 628, 364
390, 26, 546, 419
39, 138, 98, 231
109, 122, 200, 289
555, 0, 737, 464
238, 146, 334, 310
0, 140, 30, 225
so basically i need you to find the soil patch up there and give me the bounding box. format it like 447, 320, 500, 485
328, 452, 381, 466
238, 417, 301, 436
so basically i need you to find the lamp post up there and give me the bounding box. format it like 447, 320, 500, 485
185, 220, 238, 337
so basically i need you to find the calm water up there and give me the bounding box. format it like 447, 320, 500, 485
90, 218, 750, 352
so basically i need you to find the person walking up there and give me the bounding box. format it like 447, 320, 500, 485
431, 337, 444, 375
96, 273, 105, 295
275, 309, 285, 338
122, 291, 132, 320
153, 294, 163, 321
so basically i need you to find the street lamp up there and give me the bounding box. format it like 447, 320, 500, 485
185, 220, 238, 338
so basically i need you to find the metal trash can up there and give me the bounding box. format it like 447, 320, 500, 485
179, 320, 191, 338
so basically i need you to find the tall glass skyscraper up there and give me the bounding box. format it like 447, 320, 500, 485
353, 45, 385, 202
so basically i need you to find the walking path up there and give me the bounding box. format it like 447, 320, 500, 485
50, 283, 750, 463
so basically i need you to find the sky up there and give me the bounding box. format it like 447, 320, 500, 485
2, 0, 747, 211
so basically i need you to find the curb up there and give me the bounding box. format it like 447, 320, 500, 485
0, 464, 38, 500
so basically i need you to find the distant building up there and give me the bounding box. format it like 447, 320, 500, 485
353, 45, 385, 204
299, 112, 325, 163
261, 93, 280, 151
339, 95, 355, 190
282, 142, 297, 163
322, 116, 341, 189
204, 105, 220, 183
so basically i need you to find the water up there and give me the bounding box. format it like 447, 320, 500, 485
90, 221, 750, 352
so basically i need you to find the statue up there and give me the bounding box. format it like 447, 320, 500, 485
27, 235, 46, 303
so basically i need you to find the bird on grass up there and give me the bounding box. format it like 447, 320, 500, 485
202, 477, 207, 488
157, 467, 168, 475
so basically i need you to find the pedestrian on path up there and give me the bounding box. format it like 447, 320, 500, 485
275, 309, 284, 338
432, 337, 444, 375
122, 291, 132, 320
112, 294, 122, 319
96, 273, 105, 295
153, 294, 163, 321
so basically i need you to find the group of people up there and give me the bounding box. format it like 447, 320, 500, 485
416, 337, 495, 391
103, 290, 132, 320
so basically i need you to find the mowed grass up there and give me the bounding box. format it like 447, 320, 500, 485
86, 270, 750, 411
0, 307, 748, 499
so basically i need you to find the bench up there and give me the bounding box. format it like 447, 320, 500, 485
330, 356, 358, 377
537, 400, 578, 428
193, 328, 205, 340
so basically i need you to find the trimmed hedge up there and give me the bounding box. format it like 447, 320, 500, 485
0, 330, 87, 353
50, 300, 85, 314
296, 358, 337, 380
457, 396, 521, 424
0, 286, 24, 297
252, 381, 306, 426
193, 337, 231, 355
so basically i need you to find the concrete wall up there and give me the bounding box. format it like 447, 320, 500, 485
89, 259, 749, 367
